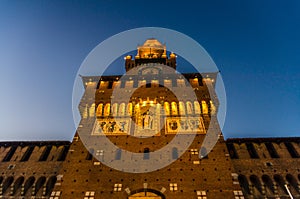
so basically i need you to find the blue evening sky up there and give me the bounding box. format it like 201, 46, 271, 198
0, 1, 299, 141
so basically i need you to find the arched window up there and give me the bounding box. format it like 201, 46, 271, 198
112, 103, 118, 116
172, 147, 178, 159
178, 101, 185, 115
201, 100, 208, 114
286, 174, 299, 194
163, 79, 171, 88
262, 175, 275, 194
238, 175, 250, 195
143, 148, 150, 160
194, 101, 201, 114
249, 175, 263, 195
186, 101, 193, 115
23, 176, 35, 196
89, 103, 95, 117
129, 188, 165, 199
163, 102, 170, 116
171, 102, 178, 115
46, 176, 57, 196
2, 176, 14, 195
119, 103, 125, 116
96, 103, 103, 116
127, 103, 133, 116
104, 103, 111, 116
210, 100, 216, 115
12, 176, 24, 196
83, 104, 88, 119
34, 176, 46, 196
274, 174, 288, 195
134, 104, 140, 116
156, 103, 161, 116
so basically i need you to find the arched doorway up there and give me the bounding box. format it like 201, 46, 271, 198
128, 189, 165, 199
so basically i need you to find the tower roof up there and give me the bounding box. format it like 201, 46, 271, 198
137, 38, 166, 59
140, 38, 165, 49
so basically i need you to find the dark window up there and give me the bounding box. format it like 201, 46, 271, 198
262, 175, 275, 194
46, 176, 57, 196
86, 148, 94, 160
133, 80, 138, 88
238, 175, 250, 195
198, 78, 203, 86
21, 146, 35, 162
120, 80, 125, 88
39, 145, 52, 161
185, 78, 190, 86
250, 175, 263, 194
226, 143, 239, 159
57, 145, 70, 161
246, 143, 259, 159
172, 147, 178, 159
2, 176, 14, 195
143, 148, 150, 160
159, 79, 164, 87
107, 81, 113, 89
146, 83, 151, 88
200, 147, 208, 159
115, 149, 122, 160
96, 81, 100, 89
285, 142, 299, 158
286, 174, 299, 193
23, 176, 35, 196
172, 78, 177, 87
2, 146, 17, 162
274, 175, 288, 195
266, 162, 273, 167
34, 177, 46, 195
12, 176, 24, 195
265, 142, 279, 158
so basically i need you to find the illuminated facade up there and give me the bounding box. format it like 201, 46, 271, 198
0, 39, 300, 199
55, 39, 241, 198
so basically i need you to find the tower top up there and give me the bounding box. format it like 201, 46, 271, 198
125, 38, 176, 71
136, 38, 167, 59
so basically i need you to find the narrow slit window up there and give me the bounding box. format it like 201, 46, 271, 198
115, 149, 122, 160
143, 148, 150, 160
39, 145, 52, 161
265, 142, 279, 158
246, 143, 259, 159
20, 146, 35, 162
2, 146, 17, 162
285, 142, 299, 158
57, 145, 70, 161
227, 143, 239, 159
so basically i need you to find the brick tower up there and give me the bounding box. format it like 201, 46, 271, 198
53, 39, 243, 199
